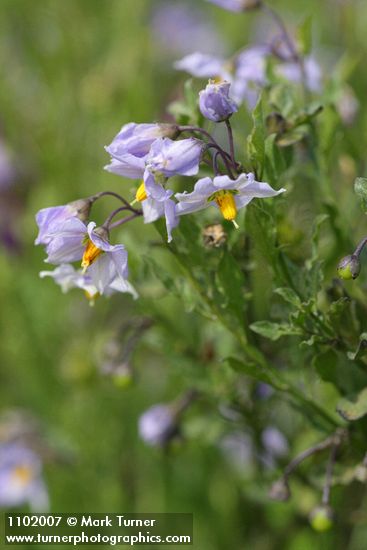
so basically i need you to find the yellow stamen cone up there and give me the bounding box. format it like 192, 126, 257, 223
215, 191, 238, 223
135, 181, 147, 202
81, 240, 103, 272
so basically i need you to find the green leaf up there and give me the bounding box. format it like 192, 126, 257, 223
296, 15, 313, 56
274, 287, 302, 308
247, 94, 265, 177
337, 387, 367, 421
354, 177, 367, 213
226, 357, 287, 390
276, 128, 307, 147
250, 320, 303, 341
264, 134, 287, 185
215, 250, 245, 323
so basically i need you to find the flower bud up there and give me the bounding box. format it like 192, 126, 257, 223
68, 197, 94, 223
309, 504, 334, 532
337, 254, 361, 280
268, 477, 291, 501
199, 80, 238, 123
158, 123, 180, 140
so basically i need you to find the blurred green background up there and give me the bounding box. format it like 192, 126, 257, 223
1, 1, 367, 548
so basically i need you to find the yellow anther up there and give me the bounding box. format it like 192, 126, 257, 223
135, 181, 147, 202
214, 190, 238, 223
81, 240, 103, 272
12, 465, 33, 486
84, 290, 99, 306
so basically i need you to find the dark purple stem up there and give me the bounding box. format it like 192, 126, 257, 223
225, 119, 236, 166
92, 190, 135, 211
108, 212, 142, 230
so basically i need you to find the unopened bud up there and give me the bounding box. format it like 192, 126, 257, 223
269, 477, 291, 501
112, 362, 134, 388
158, 123, 180, 140
266, 112, 287, 135
309, 504, 334, 532
337, 254, 361, 280
138, 404, 178, 448
68, 198, 94, 223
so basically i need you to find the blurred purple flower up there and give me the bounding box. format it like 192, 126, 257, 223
207, 0, 261, 12
0, 138, 17, 191
174, 52, 230, 80
151, 2, 226, 56
0, 443, 49, 511
138, 404, 177, 447
276, 56, 322, 92
199, 80, 238, 122
336, 85, 359, 126
261, 427, 289, 459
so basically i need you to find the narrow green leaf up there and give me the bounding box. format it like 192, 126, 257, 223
250, 320, 303, 341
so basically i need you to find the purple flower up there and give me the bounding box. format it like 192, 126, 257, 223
105, 122, 179, 159
146, 137, 203, 178
35, 198, 92, 246
104, 154, 147, 179
138, 405, 177, 447
43, 218, 130, 295
174, 52, 230, 80
44, 217, 87, 264
207, 0, 261, 12
0, 443, 49, 511
176, 173, 285, 227
199, 80, 238, 122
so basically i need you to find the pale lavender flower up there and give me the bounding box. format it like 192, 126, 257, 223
139, 178, 179, 243
105, 123, 179, 159
44, 217, 87, 264
40, 264, 137, 300
0, 443, 49, 511
276, 56, 322, 93
199, 80, 238, 122
103, 154, 146, 179
35, 198, 93, 246
138, 405, 177, 447
146, 137, 203, 179
207, 0, 261, 12
43, 218, 130, 295
176, 173, 285, 227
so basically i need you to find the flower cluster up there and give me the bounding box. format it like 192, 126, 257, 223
35, 4, 289, 301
